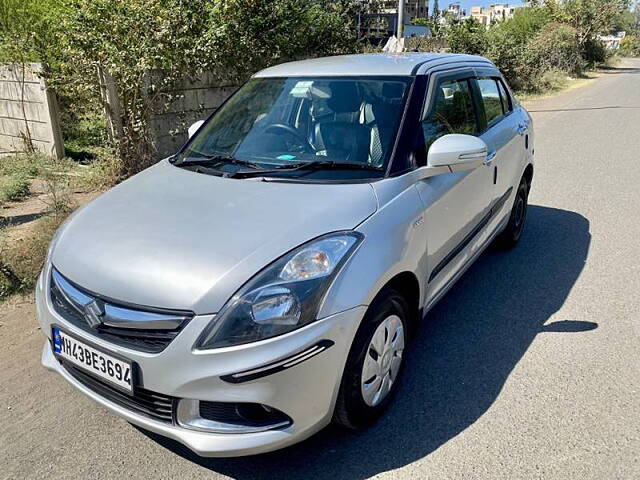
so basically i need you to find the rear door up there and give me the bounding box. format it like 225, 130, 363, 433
473, 72, 525, 215
414, 69, 493, 300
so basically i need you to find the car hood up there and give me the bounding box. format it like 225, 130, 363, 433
51, 160, 377, 314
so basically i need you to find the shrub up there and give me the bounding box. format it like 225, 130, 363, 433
205, 0, 355, 76
485, 28, 532, 90
57, 0, 359, 176
0, 174, 30, 203
446, 19, 489, 56
527, 23, 583, 76
536, 69, 570, 92
484, 7, 553, 89
405, 36, 448, 53
620, 35, 640, 56
582, 38, 609, 66
0, 153, 50, 203
0, 154, 78, 299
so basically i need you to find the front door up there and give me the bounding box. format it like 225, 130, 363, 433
413, 71, 493, 302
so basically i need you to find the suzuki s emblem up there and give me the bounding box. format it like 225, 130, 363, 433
83, 300, 104, 328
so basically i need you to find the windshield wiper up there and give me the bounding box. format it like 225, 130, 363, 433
232, 160, 383, 178
178, 154, 263, 170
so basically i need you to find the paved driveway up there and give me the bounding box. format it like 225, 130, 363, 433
1, 59, 639, 479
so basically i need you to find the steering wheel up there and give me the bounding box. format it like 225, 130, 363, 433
264, 123, 315, 154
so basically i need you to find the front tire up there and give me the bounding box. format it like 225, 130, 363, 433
333, 288, 408, 429
494, 178, 529, 250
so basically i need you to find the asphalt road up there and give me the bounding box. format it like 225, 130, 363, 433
1, 59, 639, 480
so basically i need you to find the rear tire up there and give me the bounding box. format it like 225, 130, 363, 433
333, 288, 408, 429
494, 178, 529, 250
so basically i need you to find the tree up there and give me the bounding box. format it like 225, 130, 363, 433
0, 0, 67, 64
432, 0, 440, 20
60, 0, 357, 175
0, 0, 68, 152
446, 18, 489, 55
547, 0, 631, 47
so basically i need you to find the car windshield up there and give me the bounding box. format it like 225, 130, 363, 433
176, 76, 413, 180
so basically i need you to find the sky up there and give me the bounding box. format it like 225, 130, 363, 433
428, 0, 524, 14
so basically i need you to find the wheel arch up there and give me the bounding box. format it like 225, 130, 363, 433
371, 271, 421, 338
523, 163, 534, 189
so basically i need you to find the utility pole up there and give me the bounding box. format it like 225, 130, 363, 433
397, 0, 405, 38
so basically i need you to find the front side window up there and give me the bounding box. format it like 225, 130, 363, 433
422, 78, 477, 150
477, 78, 504, 127
176, 76, 413, 180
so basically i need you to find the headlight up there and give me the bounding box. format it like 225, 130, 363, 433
195, 231, 363, 350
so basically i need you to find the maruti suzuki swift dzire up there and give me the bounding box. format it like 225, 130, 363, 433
37, 53, 533, 457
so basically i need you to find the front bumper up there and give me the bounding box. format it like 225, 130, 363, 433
36, 267, 365, 457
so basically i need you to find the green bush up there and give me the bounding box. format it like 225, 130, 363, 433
205, 0, 355, 76
446, 19, 489, 56
59, 0, 359, 176
0, 153, 51, 203
0, 174, 30, 203
536, 69, 570, 92
582, 38, 609, 66
1, 0, 359, 177
527, 23, 583, 76
484, 7, 553, 90
620, 35, 640, 56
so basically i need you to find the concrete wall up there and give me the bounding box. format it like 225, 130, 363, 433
147, 72, 240, 159
0, 63, 63, 158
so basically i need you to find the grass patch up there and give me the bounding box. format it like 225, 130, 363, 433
0, 213, 69, 299
0, 153, 88, 300
0, 153, 50, 203
0, 173, 31, 202
0, 152, 50, 178
516, 69, 575, 102
536, 69, 570, 92
0, 151, 118, 207
77, 150, 123, 190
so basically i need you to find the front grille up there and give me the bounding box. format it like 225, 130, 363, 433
49, 270, 192, 353
62, 361, 176, 423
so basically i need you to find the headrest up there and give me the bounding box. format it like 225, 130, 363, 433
382, 82, 405, 100
326, 82, 361, 113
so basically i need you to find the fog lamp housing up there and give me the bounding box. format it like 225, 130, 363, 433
176, 399, 292, 433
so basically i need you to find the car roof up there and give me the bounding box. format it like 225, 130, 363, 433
254, 53, 496, 78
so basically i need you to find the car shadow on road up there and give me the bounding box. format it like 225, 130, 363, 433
137, 205, 593, 479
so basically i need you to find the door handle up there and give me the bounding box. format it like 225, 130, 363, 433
516, 124, 527, 135
484, 150, 497, 165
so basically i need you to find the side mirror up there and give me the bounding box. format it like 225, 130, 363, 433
187, 120, 205, 139
427, 134, 488, 172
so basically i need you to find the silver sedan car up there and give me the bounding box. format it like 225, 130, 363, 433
36, 53, 533, 457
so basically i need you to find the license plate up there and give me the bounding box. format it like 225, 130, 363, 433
52, 327, 133, 393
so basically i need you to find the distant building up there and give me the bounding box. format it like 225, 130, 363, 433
381, 0, 429, 20
488, 3, 518, 21
469, 3, 521, 25
444, 2, 466, 21
598, 31, 626, 50
470, 5, 490, 25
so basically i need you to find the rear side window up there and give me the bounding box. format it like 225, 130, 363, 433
477, 78, 504, 126
422, 78, 477, 149
497, 79, 512, 113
